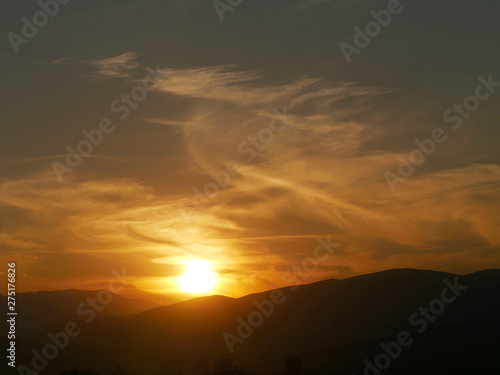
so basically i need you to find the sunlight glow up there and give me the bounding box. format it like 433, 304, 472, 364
178, 260, 218, 294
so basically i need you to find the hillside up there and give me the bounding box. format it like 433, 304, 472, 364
1, 289, 160, 336
8, 269, 500, 375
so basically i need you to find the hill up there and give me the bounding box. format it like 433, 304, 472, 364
7, 269, 500, 375
1, 289, 160, 336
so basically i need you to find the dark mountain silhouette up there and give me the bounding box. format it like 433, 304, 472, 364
1, 289, 159, 336
7, 269, 500, 375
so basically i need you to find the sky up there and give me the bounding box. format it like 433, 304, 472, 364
0, 0, 499, 302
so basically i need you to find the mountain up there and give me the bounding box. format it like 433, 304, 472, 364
0, 289, 160, 336
7, 269, 500, 375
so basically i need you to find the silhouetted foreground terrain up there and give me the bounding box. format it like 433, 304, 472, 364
3, 269, 500, 374
1, 290, 159, 336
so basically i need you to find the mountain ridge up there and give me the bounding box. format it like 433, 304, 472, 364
8, 268, 499, 375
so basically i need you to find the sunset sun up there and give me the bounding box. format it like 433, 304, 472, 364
178, 260, 218, 294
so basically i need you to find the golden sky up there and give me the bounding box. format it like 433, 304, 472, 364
0, 0, 499, 303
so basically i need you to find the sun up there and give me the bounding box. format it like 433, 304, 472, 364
178, 260, 218, 294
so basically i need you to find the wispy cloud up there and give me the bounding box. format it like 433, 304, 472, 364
85, 51, 140, 80
1, 65, 499, 299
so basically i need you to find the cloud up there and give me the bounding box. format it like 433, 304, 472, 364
85, 51, 140, 80
150, 66, 500, 278
1, 65, 499, 299
156, 65, 387, 107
